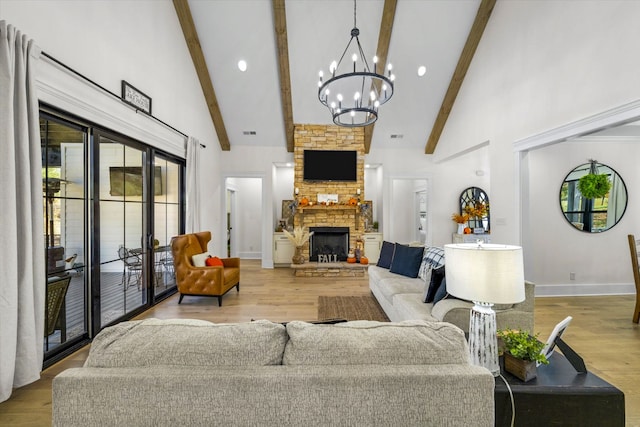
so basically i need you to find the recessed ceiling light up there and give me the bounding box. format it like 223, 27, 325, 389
417, 66, 426, 77
238, 60, 247, 72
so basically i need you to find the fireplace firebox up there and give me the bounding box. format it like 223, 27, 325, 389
309, 227, 350, 262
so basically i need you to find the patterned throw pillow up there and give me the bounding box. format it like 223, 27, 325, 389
418, 246, 445, 280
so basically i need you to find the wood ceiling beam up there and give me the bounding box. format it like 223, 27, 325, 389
364, 0, 398, 154
424, 0, 496, 154
272, 0, 294, 152
173, 0, 231, 151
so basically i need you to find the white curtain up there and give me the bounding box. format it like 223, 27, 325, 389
186, 136, 201, 233
0, 21, 45, 403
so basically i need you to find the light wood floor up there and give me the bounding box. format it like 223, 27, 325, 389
1, 260, 639, 426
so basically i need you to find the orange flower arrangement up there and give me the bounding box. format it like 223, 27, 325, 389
451, 213, 470, 224
464, 201, 488, 218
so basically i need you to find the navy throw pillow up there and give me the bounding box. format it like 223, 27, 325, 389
425, 265, 446, 303
389, 244, 424, 278
377, 241, 395, 269
433, 277, 448, 304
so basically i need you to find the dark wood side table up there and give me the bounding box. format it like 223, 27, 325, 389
494, 352, 625, 426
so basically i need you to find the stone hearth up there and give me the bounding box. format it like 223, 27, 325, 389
291, 262, 368, 277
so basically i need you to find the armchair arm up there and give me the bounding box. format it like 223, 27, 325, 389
222, 257, 240, 269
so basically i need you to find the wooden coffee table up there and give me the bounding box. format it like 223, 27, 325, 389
494, 352, 625, 426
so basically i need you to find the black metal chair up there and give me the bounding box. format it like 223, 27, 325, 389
118, 245, 143, 290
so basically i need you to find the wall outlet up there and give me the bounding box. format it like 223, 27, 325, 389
570, 272, 576, 281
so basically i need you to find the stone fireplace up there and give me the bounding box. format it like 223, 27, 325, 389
309, 227, 349, 262
293, 124, 365, 263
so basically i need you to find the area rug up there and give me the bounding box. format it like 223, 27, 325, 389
317, 295, 389, 322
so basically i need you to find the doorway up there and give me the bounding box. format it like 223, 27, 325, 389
225, 177, 263, 259
389, 178, 429, 244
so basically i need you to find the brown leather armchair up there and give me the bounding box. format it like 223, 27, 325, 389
170, 231, 240, 306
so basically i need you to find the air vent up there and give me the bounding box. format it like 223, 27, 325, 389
242, 131, 257, 136
390, 134, 403, 139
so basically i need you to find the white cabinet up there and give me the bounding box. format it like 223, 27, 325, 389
273, 233, 295, 266
452, 233, 491, 244
363, 233, 383, 264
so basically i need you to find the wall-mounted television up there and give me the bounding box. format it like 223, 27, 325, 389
109, 166, 163, 196
303, 150, 357, 182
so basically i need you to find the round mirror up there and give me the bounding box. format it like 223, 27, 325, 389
559, 161, 627, 232
459, 187, 490, 232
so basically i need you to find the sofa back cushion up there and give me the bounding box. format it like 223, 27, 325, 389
283, 320, 469, 366
85, 319, 288, 367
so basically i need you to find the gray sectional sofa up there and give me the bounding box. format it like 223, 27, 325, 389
369, 245, 535, 333
53, 318, 495, 426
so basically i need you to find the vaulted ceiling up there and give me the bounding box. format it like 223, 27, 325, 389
173, 0, 495, 154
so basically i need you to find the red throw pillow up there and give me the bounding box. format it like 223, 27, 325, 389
205, 256, 224, 267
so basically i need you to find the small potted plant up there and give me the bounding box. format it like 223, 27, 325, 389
497, 329, 549, 382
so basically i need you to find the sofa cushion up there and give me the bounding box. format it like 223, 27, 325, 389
376, 241, 395, 268
283, 320, 469, 366
85, 319, 288, 367
377, 277, 424, 303
389, 244, 424, 278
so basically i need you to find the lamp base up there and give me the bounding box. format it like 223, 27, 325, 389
468, 301, 499, 376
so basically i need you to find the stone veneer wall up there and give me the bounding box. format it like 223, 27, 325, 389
293, 124, 365, 260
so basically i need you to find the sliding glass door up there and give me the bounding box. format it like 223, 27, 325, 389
41, 114, 88, 356
40, 107, 185, 366
96, 131, 149, 326
152, 155, 181, 296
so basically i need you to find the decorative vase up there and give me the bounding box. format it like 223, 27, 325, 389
292, 246, 305, 265
457, 223, 466, 234
504, 352, 537, 382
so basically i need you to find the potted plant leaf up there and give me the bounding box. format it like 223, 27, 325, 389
497, 329, 549, 382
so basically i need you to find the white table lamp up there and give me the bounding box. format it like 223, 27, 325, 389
444, 243, 525, 376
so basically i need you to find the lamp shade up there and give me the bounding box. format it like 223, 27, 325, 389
444, 243, 525, 305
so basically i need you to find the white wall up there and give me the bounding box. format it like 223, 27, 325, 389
433, 0, 640, 293
366, 146, 490, 247
3, 0, 223, 250
219, 146, 292, 268
526, 140, 639, 294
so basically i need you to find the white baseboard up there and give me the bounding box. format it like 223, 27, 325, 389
535, 282, 635, 297
237, 252, 262, 259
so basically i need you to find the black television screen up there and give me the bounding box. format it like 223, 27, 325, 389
303, 150, 357, 181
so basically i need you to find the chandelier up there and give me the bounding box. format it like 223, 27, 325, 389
317, 0, 395, 127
